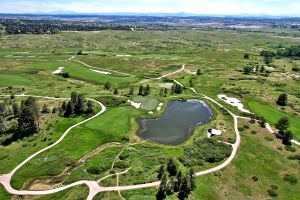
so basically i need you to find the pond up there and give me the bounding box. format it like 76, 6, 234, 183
136, 100, 214, 145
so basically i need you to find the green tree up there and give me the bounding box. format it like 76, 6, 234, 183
282, 130, 293, 145
77, 50, 83, 55
75, 94, 85, 115
174, 84, 183, 94
243, 64, 253, 75
129, 86, 134, 96
156, 173, 168, 200
138, 85, 144, 96
0, 116, 5, 134
157, 165, 165, 180
60, 101, 67, 114
188, 168, 196, 190
244, 53, 250, 59
12, 102, 20, 117
144, 84, 151, 96
178, 175, 192, 200
196, 69, 202, 75
114, 88, 119, 95
275, 117, 290, 133
64, 101, 74, 117
86, 100, 94, 114
167, 158, 179, 176
277, 93, 288, 106
104, 82, 111, 90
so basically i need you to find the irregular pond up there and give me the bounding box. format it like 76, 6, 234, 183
136, 100, 214, 145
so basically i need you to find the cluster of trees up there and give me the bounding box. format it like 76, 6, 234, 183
243, 63, 268, 75
138, 85, 151, 96
260, 45, 300, 64
275, 117, 293, 145
0, 19, 133, 34
156, 158, 196, 200
60, 92, 94, 117
0, 97, 41, 144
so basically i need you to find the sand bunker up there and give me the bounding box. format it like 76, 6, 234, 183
90, 69, 111, 75
207, 129, 222, 138
218, 94, 251, 113
52, 67, 64, 75
128, 100, 141, 109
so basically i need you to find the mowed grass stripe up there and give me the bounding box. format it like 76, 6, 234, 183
248, 101, 300, 139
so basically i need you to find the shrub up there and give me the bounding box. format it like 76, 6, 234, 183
264, 136, 274, 141
292, 67, 300, 72
243, 124, 250, 129
238, 127, 245, 132
287, 154, 300, 161
283, 174, 298, 185
251, 130, 257, 135
252, 176, 258, 182
285, 145, 296, 152
267, 189, 278, 197
270, 185, 278, 190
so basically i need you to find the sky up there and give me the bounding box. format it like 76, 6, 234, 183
0, 0, 299, 16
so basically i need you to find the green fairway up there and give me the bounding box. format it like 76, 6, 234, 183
0, 74, 33, 86
248, 101, 300, 139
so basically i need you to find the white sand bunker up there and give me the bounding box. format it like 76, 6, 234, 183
116, 55, 132, 57
90, 69, 111, 75
128, 100, 141, 109
207, 129, 222, 138
157, 103, 164, 111
53, 67, 64, 75
218, 94, 251, 113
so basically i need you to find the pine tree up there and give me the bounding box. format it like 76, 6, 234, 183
75, 94, 84, 115
138, 85, 144, 96
64, 101, 74, 117
114, 88, 119, 95
144, 84, 150, 96
60, 101, 67, 114
156, 173, 168, 200
0, 116, 5, 134
12, 102, 20, 117
86, 100, 94, 114
277, 93, 288, 106
104, 82, 111, 90
167, 158, 179, 176
174, 170, 183, 192
129, 86, 134, 96
157, 165, 165, 179
188, 168, 196, 190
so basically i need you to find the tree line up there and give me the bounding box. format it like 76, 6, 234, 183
0, 19, 133, 34
260, 45, 300, 64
